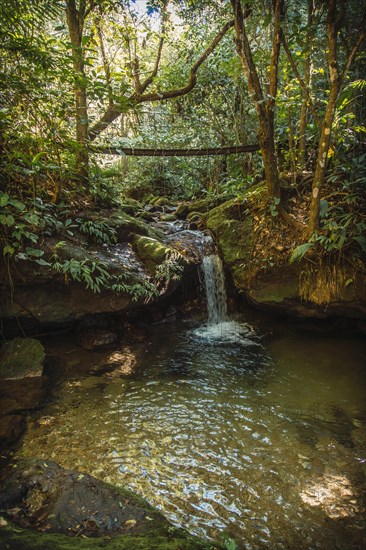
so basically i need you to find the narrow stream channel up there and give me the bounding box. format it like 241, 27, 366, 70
18, 257, 366, 549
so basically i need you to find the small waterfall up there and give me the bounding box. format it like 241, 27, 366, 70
202, 254, 228, 324
194, 252, 259, 345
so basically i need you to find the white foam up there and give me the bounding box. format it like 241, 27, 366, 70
193, 321, 259, 345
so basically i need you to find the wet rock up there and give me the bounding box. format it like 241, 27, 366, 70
0, 338, 45, 380
90, 349, 137, 376
132, 235, 175, 274
0, 458, 207, 548
77, 329, 118, 350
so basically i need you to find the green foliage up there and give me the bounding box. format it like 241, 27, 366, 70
290, 242, 315, 263
77, 219, 117, 245
155, 250, 185, 291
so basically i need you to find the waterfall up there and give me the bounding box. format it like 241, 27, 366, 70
194, 252, 259, 345
202, 254, 228, 324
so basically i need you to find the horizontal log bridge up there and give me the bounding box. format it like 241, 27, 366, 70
91, 144, 260, 157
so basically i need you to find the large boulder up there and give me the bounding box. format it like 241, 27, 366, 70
205, 198, 253, 289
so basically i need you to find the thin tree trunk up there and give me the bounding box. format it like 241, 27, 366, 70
299, 0, 314, 167
308, 83, 341, 234
231, 0, 282, 203
308, 1, 366, 235
66, 1, 89, 183
308, 0, 343, 234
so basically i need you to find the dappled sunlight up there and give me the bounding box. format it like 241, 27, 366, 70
300, 472, 361, 519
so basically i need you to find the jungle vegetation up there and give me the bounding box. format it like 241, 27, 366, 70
1, 0, 366, 281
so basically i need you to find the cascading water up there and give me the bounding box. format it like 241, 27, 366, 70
194, 252, 258, 345
202, 254, 228, 324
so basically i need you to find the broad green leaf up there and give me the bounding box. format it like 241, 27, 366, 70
25, 247, 44, 257
0, 194, 9, 207
290, 242, 314, 263
319, 200, 328, 218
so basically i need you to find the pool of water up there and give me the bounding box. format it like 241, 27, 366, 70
20, 317, 366, 549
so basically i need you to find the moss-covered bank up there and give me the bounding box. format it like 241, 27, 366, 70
203, 187, 366, 320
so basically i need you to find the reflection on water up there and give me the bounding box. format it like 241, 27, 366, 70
20, 319, 366, 549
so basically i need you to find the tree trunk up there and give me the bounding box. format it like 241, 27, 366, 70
231, 0, 282, 203
308, 0, 340, 235
308, 83, 341, 234
66, 1, 89, 183
299, 0, 314, 167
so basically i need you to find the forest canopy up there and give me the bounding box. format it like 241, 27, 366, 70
1, 0, 366, 263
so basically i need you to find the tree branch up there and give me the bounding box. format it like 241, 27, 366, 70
280, 30, 321, 127
134, 19, 235, 102
91, 143, 260, 157
342, 9, 366, 78
88, 19, 234, 141
139, 3, 169, 93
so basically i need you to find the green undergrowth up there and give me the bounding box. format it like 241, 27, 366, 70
0, 194, 184, 302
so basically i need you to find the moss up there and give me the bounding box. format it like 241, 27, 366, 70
0, 523, 214, 550
110, 212, 162, 242
0, 338, 45, 379
205, 199, 253, 288
154, 197, 174, 207
186, 211, 202, 222
249, 279, 299, 303
188, 196, 227, 215
132, 236, 173, 274
175, 203, 189, 219
160, 213, 176, 222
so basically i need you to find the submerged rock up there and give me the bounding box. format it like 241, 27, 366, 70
0, 458, 210, 549
0, 338, 45, 380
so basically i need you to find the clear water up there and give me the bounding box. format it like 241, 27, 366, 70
20, 319, 366, 549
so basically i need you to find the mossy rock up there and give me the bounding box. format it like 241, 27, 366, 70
122, 197, 143, 209
0, 524, 213, 550
205, 199, 253, 289
175, 203, 189, 219
160, 213, 176, 222
111, 212, 162, 242
187, 198, 213, 214
132, 236, 173, 273
118, 198, 144, 216
0, 458, 213, 549
186, 211, 202, 222
0, 338, 45, 379
154, 197, 174, 207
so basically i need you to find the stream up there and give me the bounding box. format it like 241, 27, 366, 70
17, 256, 366, 549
